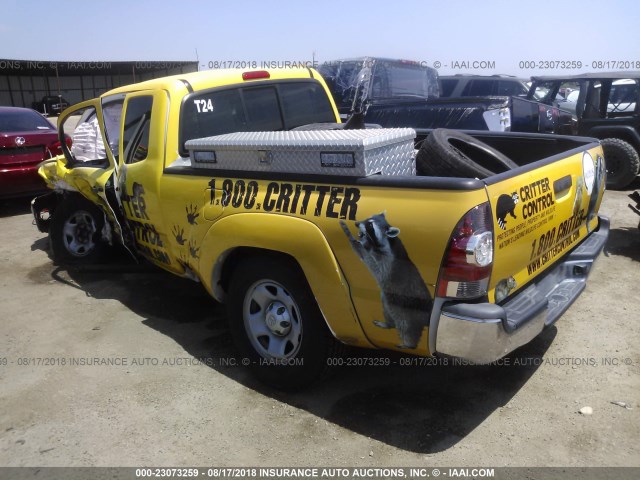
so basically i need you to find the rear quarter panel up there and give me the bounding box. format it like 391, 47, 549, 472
332, 183, 487, 353
184, 174, 487, 355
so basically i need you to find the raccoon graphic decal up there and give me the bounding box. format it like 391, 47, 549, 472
340, 213, 433, 349
496, 192, 519, 230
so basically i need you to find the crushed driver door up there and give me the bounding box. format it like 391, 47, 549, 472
56, 95, 134, 254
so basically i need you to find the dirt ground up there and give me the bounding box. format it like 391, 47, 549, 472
0, 185, 639, 469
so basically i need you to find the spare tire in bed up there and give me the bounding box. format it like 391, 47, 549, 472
416, 128, 519, 178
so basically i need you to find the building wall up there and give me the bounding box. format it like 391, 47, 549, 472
0, 60, 198, 111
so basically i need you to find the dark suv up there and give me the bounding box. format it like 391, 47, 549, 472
439, 74, 530, 98
527, 72, 640, 189
318, 58, 561, 134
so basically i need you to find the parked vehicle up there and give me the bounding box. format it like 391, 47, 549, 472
0, 107, 70, 199
32, 68, 608, 390
317, 57, 563, 134
31, 95, 70, 117
439, 74, 529, 98
527, 72, 640, 189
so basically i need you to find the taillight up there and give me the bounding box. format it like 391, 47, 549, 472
46, 141, 61, 158
45, 136, 72, 158
242, 70, 270, 81
437, 202, 493, 299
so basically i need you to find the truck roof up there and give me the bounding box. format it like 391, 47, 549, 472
102, 67, 317, 97
531, 71, 640, 81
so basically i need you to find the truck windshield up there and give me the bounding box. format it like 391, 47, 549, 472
371, 62, 439, 99
179, 80, 335, 155
318, 59, 439, 112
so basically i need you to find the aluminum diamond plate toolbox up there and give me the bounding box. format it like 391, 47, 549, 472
185, 129, 416, 176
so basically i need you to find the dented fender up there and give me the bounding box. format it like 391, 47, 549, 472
197, 213, 372, 348
37, 152, 125, 240
37, 156, 77, 192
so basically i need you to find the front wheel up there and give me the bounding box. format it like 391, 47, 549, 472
226, 256, 340, 390
50, 195, 108, 264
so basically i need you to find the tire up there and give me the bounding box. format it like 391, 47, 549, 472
416, 128, 519, 178
50, 195, 108, 264
226, 256, 341, 390
600, 138, 640, 190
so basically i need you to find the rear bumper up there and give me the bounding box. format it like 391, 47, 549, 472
0, 164, 47, 199
433, 216, 609, 364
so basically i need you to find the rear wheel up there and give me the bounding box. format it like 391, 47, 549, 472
50, 195, 108, 264
226, 256, 340, 390
600, 138, 640, 190
417, 128, 519, 178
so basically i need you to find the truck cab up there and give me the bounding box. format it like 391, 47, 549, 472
34, 68, 339, 264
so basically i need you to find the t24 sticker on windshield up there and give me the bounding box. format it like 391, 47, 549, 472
193, 98, 214, 113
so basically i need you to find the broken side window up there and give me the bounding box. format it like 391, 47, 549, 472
66, 107, 108, 166
122, 96, 153, 164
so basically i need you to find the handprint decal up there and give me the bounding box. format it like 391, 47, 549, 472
189, 240, 200, 260
172, 225, 186, 245
186, 204, 199, 225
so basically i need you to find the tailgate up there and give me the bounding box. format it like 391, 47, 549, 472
486, 143, 605, 303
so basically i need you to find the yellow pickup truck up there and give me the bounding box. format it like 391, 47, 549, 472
31, 67, 609, 389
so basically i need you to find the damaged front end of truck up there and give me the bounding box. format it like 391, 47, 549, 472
31, 96, 135, 263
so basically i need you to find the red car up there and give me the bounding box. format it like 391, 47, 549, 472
0, 106, 70, 199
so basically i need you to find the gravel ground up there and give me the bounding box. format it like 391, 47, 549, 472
0, 185, 638, 469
